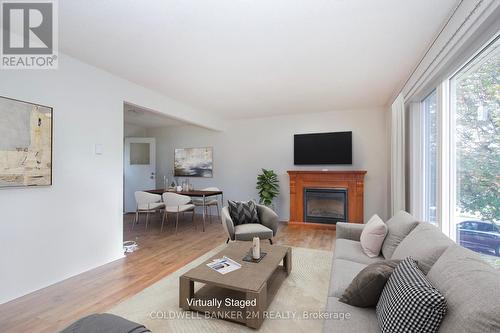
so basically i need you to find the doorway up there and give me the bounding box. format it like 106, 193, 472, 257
123, 102, 184, 213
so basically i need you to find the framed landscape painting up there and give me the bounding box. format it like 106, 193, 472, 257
0, 96, 53, 188
174, 147, 213, 177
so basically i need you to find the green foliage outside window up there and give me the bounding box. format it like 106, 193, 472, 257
454, 47, 499, 222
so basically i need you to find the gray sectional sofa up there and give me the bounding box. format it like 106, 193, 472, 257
323, 211, 500, 333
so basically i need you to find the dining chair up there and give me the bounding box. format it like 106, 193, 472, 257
161, 192, 196, 233
191, 187, 221, 223
133, 191, 165, 230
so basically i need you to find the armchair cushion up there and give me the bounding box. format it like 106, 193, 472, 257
228, 200, 260, 225
235, 224, 273, 241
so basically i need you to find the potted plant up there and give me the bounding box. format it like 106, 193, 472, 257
256, 168, 280, 208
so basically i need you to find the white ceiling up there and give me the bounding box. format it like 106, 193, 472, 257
124, 103, 188, 128
60, 0, 459, 119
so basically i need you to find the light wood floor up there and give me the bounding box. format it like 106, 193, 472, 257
0, 213, 335, 333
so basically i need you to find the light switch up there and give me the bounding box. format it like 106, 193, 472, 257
95, 144, 103, 155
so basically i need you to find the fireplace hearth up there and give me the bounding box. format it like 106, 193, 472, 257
304, 188, 347, 224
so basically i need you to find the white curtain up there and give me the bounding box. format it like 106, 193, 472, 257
390, 94, 406, 216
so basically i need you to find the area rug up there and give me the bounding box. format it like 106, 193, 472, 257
108, 244, 333, 332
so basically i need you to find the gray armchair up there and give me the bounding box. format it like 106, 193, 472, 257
221, 204, 279, 244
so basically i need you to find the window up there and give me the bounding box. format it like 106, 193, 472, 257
421, 91, 438, 224
450, 40, 499, 257
415, 38, 499, 262
130, 142, 151, 165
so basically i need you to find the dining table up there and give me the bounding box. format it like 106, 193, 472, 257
145, 188, 223, 232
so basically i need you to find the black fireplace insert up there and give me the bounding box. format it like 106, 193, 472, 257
303, 188, 348, 224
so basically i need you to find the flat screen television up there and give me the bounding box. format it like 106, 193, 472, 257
294, 131, 352, 165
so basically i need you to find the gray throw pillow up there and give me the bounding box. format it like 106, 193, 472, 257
227, 200, 260, 225
339, 260, 401, 307
381, 211, 419, 259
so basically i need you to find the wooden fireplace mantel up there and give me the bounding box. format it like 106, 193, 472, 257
287, 170, 367, 225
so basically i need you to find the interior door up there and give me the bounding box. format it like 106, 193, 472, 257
124, 137, 156, 213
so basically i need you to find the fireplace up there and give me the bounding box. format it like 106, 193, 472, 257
287, 170, 366, 224
304, 188, 348, 224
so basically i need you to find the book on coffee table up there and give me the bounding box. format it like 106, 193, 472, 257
206, 256, 241, 274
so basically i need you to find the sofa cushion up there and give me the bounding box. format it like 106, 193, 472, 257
328, 258, 367, 298
339, 260, 401, 307
427, 245, 500, 333
234, 223, 273, 241
392, 223, 453, 274
376, 257, 447, 333
360, 214, 388, 257
381, 211, 419, 259
335, 239, 385, 265
323, 296, 379, 333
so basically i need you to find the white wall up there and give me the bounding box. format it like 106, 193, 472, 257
0, 54, 221, 304
148, 108, 389, 221
124, 123, 148, 137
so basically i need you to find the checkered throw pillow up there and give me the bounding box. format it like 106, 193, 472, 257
227, 200, 260, 225
376, 257, 447, 333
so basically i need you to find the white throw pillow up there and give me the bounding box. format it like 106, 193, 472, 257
360, 214, 388, 257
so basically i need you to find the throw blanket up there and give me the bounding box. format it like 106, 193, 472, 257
59, 313, 150, 333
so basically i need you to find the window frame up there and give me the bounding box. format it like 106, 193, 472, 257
421, 90, 438, 225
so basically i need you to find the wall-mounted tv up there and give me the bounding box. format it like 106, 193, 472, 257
294, 131, 352, 165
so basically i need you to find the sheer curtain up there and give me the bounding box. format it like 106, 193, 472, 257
390, 94, 406, 216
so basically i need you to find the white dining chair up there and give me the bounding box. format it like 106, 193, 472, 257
192, 187, 221, 223
133, 191, 165, 230
161, 192, 196, 233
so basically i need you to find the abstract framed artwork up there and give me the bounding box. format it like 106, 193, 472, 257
174, 147, 213, 177
0, 96, 53, 188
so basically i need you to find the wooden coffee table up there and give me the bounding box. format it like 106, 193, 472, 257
179, 241, 292, 329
